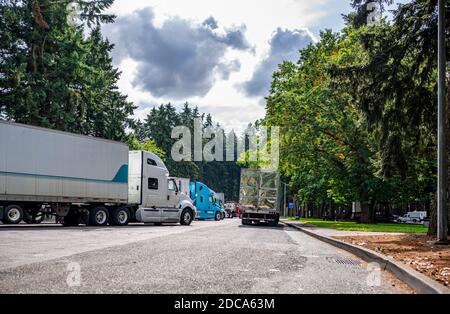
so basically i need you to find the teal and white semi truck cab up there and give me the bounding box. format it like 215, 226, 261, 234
189, 181, 224, 221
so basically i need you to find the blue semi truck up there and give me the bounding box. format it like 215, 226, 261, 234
189, 181, 225, 220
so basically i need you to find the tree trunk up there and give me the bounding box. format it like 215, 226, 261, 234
361, 201, 376, 223
360, 188, 376, 223
428, 193, 437, 236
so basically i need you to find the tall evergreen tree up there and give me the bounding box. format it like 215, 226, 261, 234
0, 0, 134, 141
138, 102, 241, 201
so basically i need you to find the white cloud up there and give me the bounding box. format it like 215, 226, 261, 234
106, 0, 352, 133
104, 8, 252, 99
241, 28, 315, 97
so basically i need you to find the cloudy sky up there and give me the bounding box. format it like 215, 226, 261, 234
102, 0, 366, 132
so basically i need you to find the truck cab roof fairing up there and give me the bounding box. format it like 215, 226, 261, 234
130, 150, 168, 175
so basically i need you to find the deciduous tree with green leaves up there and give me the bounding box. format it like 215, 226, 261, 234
265, 31, 386, 223
333, 0, 449, 234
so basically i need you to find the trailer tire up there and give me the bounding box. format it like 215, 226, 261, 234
269, 216, 279, 227
242, 219, 251, 226
110, 207, 130, 226
89, 206, 109, 226
23, 211, 44, 224
180, 208, 193, 226
3, 205, 24, 224
62, 212, 80, 227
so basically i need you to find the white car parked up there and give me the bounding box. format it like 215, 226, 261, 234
396, 211, 427, 224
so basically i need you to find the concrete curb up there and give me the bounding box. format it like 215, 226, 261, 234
282, 221, 450, 294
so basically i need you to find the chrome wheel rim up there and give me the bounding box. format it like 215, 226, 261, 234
184, 212, 191, 223
95, 210, 107, 224
8, 208, 21, 222
117, 210, 128, 224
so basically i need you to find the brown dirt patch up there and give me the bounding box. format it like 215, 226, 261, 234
335, 234, 450, 288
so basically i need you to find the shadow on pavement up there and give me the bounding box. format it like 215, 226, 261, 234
238, 223, 285, 231
0, 222, 183, 231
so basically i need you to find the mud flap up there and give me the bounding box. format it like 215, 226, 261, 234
0, 206, 3, 221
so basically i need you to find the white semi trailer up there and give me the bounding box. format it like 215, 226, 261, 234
0, 121, 196, 226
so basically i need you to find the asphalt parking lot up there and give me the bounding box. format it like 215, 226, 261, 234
0, 219, 410, 293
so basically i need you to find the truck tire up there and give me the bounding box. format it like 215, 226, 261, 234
3, 205, 23, 224
242, 219, 251, 225
180, 208, 193, 226
110, 207, 130, 226
62, 211, 80, 227
269, 216, 279, 227
215, 212, 221, 221
23, 211, 44, 224
89, 206, 109, 226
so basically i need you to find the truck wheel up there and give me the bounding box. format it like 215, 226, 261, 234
242, 219, 251, 226
62, 211, 80, 227
215, 212, 221, 221
89, 206, 109, 226
269, 217, 280, 227
23, 211, 44, 224
3, 205, 23, 224
180, 209, 193, 226
110, 207, 130, 226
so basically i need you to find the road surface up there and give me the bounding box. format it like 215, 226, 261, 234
0, 219, 410, 293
